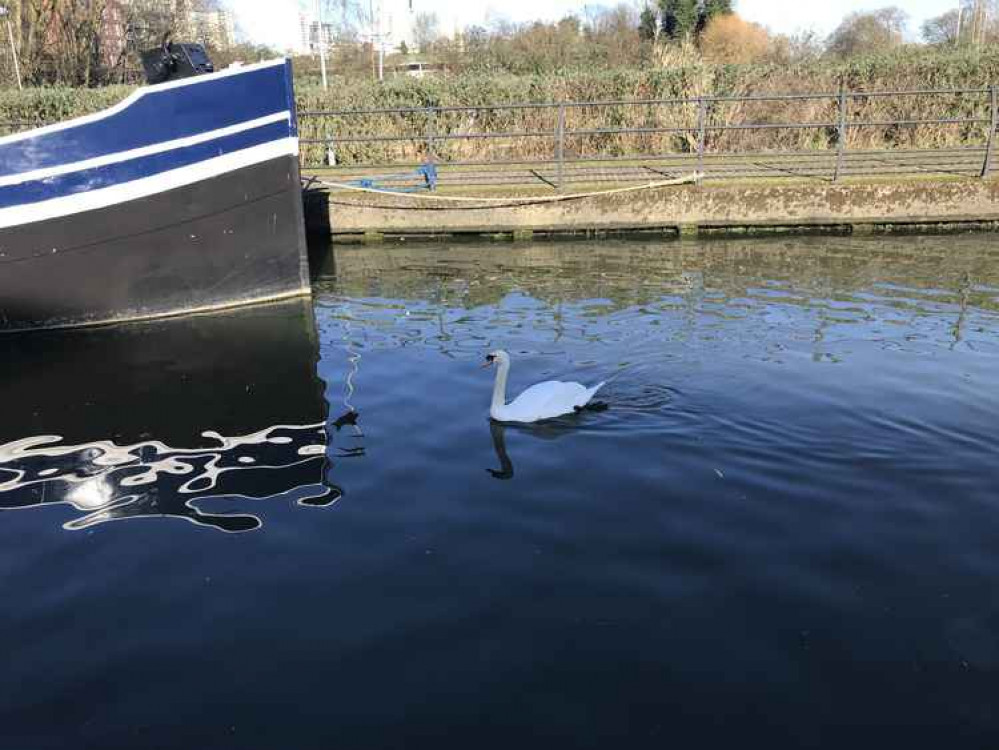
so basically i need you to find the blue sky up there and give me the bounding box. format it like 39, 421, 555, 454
230, 0, 961, 51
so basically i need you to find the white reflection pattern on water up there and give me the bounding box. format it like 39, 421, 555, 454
0, 424, 330, 533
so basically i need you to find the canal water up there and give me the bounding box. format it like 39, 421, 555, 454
2, 235, 998, 748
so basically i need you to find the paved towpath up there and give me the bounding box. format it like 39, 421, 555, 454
303, 146, 994, 193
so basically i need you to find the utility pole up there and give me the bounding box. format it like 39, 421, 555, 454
0, 4, 21, 91
367, 0, 385, 82
315, 0, 328, 90
368, 0, 376, 78
377, 0, 384, 82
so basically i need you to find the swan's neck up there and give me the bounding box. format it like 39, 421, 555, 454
491, 359, 510, 412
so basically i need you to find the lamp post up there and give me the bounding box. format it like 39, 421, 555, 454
0, 4, 22, 91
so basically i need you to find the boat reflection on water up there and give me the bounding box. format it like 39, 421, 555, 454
0, 299, 339, 532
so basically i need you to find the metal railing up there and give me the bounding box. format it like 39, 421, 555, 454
298, 85, 999, 188
2, 85, 996, 188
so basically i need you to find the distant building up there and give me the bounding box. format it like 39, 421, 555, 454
296, 7, 315, 54
185, 7, 236, 50
382, 0, 416, 52
308, 20, 335, 54
295, 6, 335, 55
293, 0, 417, 56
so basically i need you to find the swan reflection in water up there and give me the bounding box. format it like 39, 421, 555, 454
488, 421, 515, 480
0, 423, 341, 533
487, 416, 595, 481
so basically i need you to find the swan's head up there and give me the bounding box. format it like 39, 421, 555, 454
482, 349, 510, 369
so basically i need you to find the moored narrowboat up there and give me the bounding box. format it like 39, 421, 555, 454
0, 47, 310, 333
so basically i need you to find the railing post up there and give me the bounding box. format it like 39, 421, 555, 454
425, 107, 437, 167
696, 97, 707, 180
834, 84, 847, 182
324, 117, 336, 167
555, 104, 566, 192
981, 84, 997, 178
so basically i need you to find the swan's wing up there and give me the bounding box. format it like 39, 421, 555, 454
506, 381, 570, 412
505, 381, 597, 422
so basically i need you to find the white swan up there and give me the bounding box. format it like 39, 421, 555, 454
483, 350, 605, 423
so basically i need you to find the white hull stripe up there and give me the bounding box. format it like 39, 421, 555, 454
0, 138, 299, 230
0, 112, 292, 188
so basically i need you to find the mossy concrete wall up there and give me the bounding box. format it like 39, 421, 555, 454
317, 179, 999, 238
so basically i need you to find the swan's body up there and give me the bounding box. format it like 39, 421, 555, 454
484, 350, 605, 423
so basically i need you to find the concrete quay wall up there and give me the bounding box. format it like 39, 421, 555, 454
312, 178, 999, 240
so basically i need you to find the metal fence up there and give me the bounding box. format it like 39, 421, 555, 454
298, 85, 999, 189
2, 85, 996, 188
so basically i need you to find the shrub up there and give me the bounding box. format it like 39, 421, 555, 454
700, 14, 771, 64
3, 46, 998, 164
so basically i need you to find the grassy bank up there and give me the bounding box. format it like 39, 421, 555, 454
3, 47, 998, 165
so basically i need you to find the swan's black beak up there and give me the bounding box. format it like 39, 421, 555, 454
481, 354, 496, 369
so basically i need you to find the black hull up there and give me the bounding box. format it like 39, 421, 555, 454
0, 156, 309, 332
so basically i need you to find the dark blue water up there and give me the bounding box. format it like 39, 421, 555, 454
2, 235, 998, 749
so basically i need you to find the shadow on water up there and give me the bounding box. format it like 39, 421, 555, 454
0, 299, 347, 532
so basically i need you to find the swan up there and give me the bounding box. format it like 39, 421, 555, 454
482, 350, 605, 423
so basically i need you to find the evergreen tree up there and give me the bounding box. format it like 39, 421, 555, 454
702, 0, 733, 18
639, 6, 659, 41
660, 0, 699, 41
698, 0, 734, 34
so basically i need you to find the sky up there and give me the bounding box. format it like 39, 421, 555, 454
228, 0, 963, 52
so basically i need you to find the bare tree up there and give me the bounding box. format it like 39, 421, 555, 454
321, 0, 369, 41
826, 7, 908, 58
922, 1, 999, 47
412, 11, 439, 52
921, 9, 961, 45
767, 29, 823, 64
965, 0, 999, 45
123, 0, 185, 50
7, 0, 235, 86
17, 0, 115, 85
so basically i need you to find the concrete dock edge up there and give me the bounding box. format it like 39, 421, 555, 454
308, 178, 999, 241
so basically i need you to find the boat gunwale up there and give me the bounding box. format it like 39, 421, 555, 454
0, 58, 290, 149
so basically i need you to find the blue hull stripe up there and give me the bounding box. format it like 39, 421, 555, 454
0, 62, 292, 179
0, 121, 290, 209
